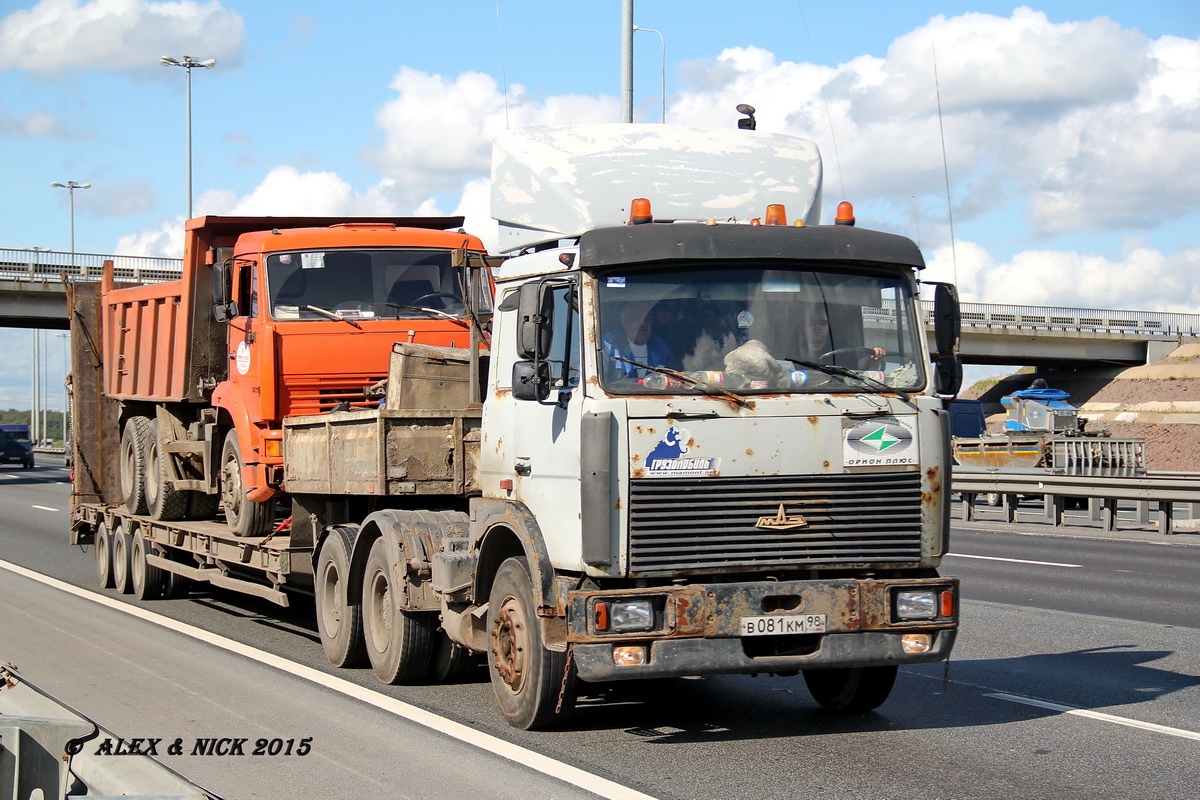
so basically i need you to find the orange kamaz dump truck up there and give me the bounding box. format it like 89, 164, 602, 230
71, 215, 491, 537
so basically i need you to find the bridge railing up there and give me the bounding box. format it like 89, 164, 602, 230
0, 249, 183, 285
921, 299, 1200, 337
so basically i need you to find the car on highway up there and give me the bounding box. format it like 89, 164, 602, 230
0, 425, 34, 468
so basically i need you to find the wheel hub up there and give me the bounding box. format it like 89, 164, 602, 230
491, 600, 525, 691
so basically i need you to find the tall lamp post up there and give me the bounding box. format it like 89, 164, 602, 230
161, 55, 216, 220
633, 24, 666, 123
50, 181, 90, 275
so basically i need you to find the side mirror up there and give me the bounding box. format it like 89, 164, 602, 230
512, 360, 550, 402
933, 353, 963, 396
515, 282, 553, 360
213, 300, 239, 323
927, 282, 962, 396
932, 282, 961, 356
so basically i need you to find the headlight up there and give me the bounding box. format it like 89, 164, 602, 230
610, 599, 655, 632
895, 590, 937, 620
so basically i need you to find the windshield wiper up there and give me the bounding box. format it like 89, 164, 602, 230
612, 356, 750, 409
302, 305, 362, 329
785, 356, 910, 399
385, 303, 470, 327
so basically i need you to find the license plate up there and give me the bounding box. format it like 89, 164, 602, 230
740, 614, 827, 637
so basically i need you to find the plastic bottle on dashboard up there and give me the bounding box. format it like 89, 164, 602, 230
641, 373, 685, 389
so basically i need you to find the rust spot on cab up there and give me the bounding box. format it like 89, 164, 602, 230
632, 467, 645, 479
631, 453, 641, 463
745, 448, 753, 456
808, 416, 820, 426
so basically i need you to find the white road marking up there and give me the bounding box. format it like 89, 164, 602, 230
987, 692, 1200, 741
31, 505, 59, 512
0, 558, 657, 800
945, 553, 1082, 568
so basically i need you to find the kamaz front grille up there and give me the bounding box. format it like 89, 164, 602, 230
279, 375, 386, 417
628, 471, 924, 573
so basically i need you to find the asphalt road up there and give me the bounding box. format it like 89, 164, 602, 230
3, 460, 1199, 800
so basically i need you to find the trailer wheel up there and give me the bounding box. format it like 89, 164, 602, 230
130, 528, 165, 601
146, 421, 189, 521
487, 556, 576, 729
95, 520, 114, 589
362, 537, 434, 684
111, 523, 133, 595
803, 665, 897, 713
316, 526, 367, 668
220, 429, 275, 537
120, 416, 151, 515
187, 490, 221, 520
165, 568, 194, 599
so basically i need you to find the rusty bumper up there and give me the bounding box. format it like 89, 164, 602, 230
566, 576, 957, 683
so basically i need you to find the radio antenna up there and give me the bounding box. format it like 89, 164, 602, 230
933, 43, 959, 285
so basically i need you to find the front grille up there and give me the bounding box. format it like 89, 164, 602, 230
279, 375, 386, 417
628, 471, 924, 573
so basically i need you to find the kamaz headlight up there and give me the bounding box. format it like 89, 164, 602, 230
895, 590, 937, 620
610, 599, 655, 632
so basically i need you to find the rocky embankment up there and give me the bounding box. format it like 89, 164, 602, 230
962, 344, 1200, 472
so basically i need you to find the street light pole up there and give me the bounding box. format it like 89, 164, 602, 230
161, 55, 216, 220
50, 181, 90, 275
633, 24, 666, 123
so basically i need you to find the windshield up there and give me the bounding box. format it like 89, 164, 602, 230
266, 249, 476, 321
597, 264, 926, 394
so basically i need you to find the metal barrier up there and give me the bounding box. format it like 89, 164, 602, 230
953, 467, 1200, 535
0, 248, 182, 284
922, 299, 1200, 338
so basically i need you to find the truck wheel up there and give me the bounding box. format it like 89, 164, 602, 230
130, 528, 165, 601
430, 634, 481, 683
803, 665, 898, 713
95, 520, 114, 589
165, 568, 194, 599
111, 523, 133, 595
316, 526, 367, 668
146, 421, 189, 521
120, 416, 151, 515
487, 556, 576, 729
362, 537, 435, 684
187, 490, 221, 520
220, 429, 275, 537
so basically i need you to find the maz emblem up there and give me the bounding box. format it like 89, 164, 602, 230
755, 503, 809, 530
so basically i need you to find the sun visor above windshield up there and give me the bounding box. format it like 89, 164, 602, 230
491, 124, 823, 253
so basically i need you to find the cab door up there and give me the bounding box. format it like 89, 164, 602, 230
226, 259, 278, 425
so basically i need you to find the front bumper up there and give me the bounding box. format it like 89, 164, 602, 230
566, 576, 958, 683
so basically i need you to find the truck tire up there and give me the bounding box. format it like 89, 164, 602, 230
165, 568, 194, 599
146, 421, 189, 521
120, 416, 151, 515
220, 429, 275, 537
130, 528, 165, 601
95, 520, 114, 589
430, 634, 481, 683
187, 490, 221, 520
111, 523, 133, 595
316, 526, 367, 668
487, 556, 577, 729
803, 665, 897, 713
362, 537, 435, 684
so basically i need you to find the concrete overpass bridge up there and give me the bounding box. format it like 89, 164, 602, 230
3, 246, 1199, 364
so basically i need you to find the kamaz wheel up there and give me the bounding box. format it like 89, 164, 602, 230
220, 429, 274, 537
146, 421, 188, 521
487, 556, 576, 729
316, 526, 366, 668
803, 665, 897, 713
120, 417, 151, 515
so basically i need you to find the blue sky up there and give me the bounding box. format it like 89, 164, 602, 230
2, 1, 1199, 410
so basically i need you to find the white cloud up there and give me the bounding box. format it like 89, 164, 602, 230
925, 238, 1200, 312
0, 0, 244, 75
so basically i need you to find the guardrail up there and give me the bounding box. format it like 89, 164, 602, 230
0, 249, 182, 284
953, 467, 1200, 535
922, 299, 1200, 338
